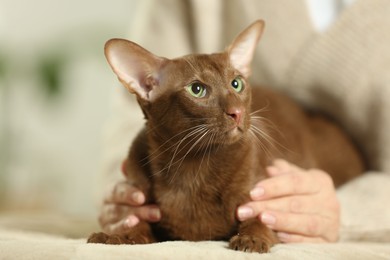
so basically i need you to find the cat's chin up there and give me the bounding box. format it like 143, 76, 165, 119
223, 127, 244, 144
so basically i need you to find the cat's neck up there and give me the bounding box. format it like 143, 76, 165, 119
147, 130, 253, 187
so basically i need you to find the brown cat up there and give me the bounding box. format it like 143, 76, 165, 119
88, 20, 364, 253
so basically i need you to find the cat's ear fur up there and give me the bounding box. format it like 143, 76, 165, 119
104, 39, 165, 101
227, 20, 265, 78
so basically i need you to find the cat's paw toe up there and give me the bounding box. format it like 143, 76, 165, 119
87, 232, 131, 245
106, 234, 128, 245
229, 234, 272, 253
125, 233, 154, 244
87, 232, 109, 244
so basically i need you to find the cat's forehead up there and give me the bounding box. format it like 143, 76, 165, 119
171, 53, 235, 84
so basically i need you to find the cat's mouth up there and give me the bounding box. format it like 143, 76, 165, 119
224, 125, 245, 143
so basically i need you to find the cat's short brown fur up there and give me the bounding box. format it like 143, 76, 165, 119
88, 20, 365, 253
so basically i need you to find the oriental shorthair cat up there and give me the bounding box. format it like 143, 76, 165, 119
88, 20, 364, 253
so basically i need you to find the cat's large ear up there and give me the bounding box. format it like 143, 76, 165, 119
104, 39, 165, 101
227, 20, 265, 78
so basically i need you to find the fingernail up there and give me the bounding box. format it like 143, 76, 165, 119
237, 206, 254, 220
149, 208, 161, 221
125, 215, 139, 228
132, 192, 145, 204
261, 213, 276, 225
250, 187, 265, 199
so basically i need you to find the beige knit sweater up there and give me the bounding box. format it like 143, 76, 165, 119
101, 0, 390, 242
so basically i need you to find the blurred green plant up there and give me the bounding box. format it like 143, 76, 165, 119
37, 53, 67, 98
0, 51, 7, 82
0, 50, 7, 205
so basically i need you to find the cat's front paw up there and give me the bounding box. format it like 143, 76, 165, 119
229, 234, 273, 253
87, 232, 129, 245
87, 232, 110, 244
87, 231, 155, 245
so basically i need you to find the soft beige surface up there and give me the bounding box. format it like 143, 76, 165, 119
1, 228, 390, 260
338, 173, 390, 243
1, 173, 390, 259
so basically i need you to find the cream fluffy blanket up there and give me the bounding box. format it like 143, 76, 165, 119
1, 173, 390, 259
1, 229, 390, 260
1, 230, 390, 260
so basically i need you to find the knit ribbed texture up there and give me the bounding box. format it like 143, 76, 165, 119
284, 0, 390, 171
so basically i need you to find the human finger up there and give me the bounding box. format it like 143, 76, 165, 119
104, 181, 146, 206
251, 169, 331, 200
103, 214, 140, 234
266, 159, 293, 177
132, 205, 161, 223
276, 232, 328, 243
260, 211, 338, 242
251, 159, 300, 197
100, 204, 130, 225
237, 195, 321, 221
100, 203, 161, 227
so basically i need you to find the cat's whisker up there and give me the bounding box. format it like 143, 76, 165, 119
172, 125, 210, 157
195, 130, 216, 181
160, 127, 206, 174
250, 102, 270, 116
151, 125, 210, 178
145, 114, 186, 136
250, 123, 288, 159
206, 131, 217, 167
167, 125, 209, 173
168, 128, 211, 184
142, 124, 208, 166
250, 125, 274, 147
250, 116, 293, 155
251, 115, 283, 138
248, 129, 272, 159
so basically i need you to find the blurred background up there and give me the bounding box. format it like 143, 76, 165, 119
0, 0, 139, 222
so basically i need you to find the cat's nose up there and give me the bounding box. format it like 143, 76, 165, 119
226, 107, 244, 125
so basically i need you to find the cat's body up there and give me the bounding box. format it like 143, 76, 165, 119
88, 21, 364, 253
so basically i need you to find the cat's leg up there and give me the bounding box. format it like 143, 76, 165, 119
87, 221, 156, 245
229, 219, 278, 253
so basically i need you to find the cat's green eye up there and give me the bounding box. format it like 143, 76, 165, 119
231, 77, 244, 93
186, 82, 207, 98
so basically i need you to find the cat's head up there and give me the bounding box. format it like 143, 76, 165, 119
105, 20, 264, 147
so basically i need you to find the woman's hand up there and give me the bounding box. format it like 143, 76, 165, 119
237, 159, 340, 243
99, 181, 161, 234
